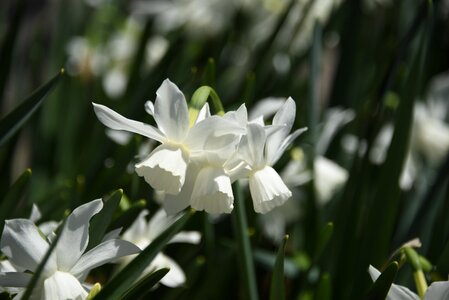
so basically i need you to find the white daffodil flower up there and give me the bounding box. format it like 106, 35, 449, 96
0, 199, 140, 300
162, 104, 249, 215
238, 98, 307, 213
119, 209, 201, 287
93, 79, 243, 197
368, 265, 449, 300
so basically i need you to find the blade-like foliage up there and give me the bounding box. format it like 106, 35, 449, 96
0, 69, 63, 147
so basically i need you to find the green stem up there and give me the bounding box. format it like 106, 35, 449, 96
189, 86, 224, 125
232, 181, 259, 300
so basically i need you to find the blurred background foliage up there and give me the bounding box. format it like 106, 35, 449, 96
1, 0, 449, 299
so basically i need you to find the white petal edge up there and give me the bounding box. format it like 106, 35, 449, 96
268, 127, 308, 166
368, 265, 420, 300
249, 166, 292, 214
154, 79, 189, 141
55, 199, 103, 272
135, 144, 189, 195
190, 166, 234, 214
424, 281, 449, 300
169, 231, 201, 244
43, 271, 88, 300
0, 219, 55, 273
92, 103, 165, 143
70, 239, 141, 278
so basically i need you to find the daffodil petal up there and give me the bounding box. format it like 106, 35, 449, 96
239, 123, 267, 168
135, 144, 189, 195
92, 103, 165, 142
249, 166, 292, 214
43, 271, 88, 300
368, 265, 420, 300
0, 219, 55, 273
163, 164, 199, 215
169, 231, 201, 244
55, 199, 103, 271
424, 281, 449, 300
150, 253, 186, 288
154, 79, 189, 141
191, 167, 234, 214
147, 209, 179, 241
122, 210, 149, 243
70, 239, 140, 278
268, 127, 308, 165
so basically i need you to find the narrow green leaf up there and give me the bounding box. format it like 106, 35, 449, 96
270, 235, 288, 300
253, 248, 299, 278
315, 273, 332, 300
87, 189, 123, 251
0, 168, 32, 233
231, 181, 259, 300
315, 222, 334, 260
121, 268, 170, 300
366, 262, 398, 300
202, 58, 216, 87
0, 69, 63, 147
93, 210, 194, 300
21, 218, 66, 300
0, 2, 25, 102
109, 199, 146, 231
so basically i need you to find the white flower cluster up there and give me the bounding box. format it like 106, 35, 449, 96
93, 79, 307, 215
0, 199, 140, 299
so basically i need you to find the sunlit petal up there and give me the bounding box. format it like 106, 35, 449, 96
191, 167, 234, 214
424, 281, 449, 300
135, 144, 189, 195
55, 199, 103, 271
154, 79, 189, 141
43, 271, 88, 300
70, 239, 140, 278
0, 219, 55, 273
249, 166, 292, 214
92, 103, 165, 142
368, 265, 420, 300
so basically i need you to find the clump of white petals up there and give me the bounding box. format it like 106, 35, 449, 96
0, 199, 140, 299
93, 79, 307, 215
119, 209, 201, 287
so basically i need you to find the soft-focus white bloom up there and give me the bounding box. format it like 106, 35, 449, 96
0, 199, 140, 300
238, 98, 307, 213
368, 265, 449, 300
119, 209, 201, 287
66, 37, 107, 78
314, 156, 348, 205
132, 0, 239, 38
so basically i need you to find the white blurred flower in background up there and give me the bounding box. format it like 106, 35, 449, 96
119, 209, 201, 288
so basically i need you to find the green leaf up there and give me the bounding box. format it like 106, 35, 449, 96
366, 262, 398, 300
315, 222, 333, 261
270, 235, 288, 300
109, 199, 146, 231
253, 248, 299, 278
0, 168, 32, 233
231, 181, 259, 300
87, 189, 123, 251
93, 210, 194, 300
21, 218, 66, 300
315, 273, 332, 300
121, 268, 170, 300
202, 58, 216, 87
0, 69, 63, 147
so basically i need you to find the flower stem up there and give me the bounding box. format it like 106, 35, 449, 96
232, 181, 259, 300
189, 86, 225, 125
